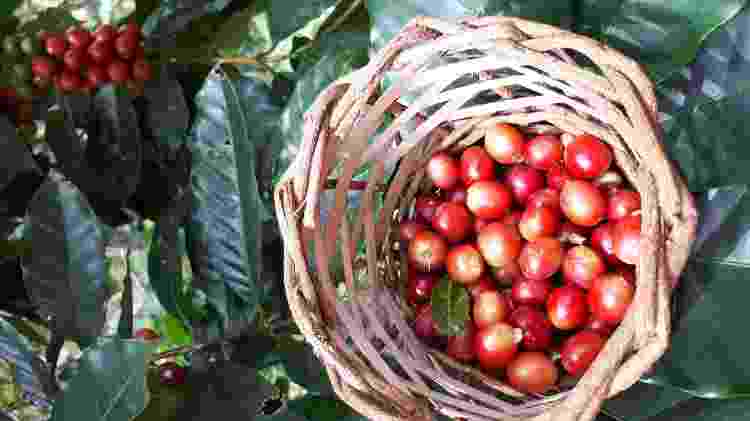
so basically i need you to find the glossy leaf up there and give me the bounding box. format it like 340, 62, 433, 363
273, 31, 369, 183
143, 0, 232, 40
648, 397, 750, 421
0, 316, 47, 406
368, 0, 575, 51
24, 177, 111, 346
0, 116, 37, 193
175, 360, 275, 420
186, 71, 272, 341
261, 396, 365, 421
149, 220, 192, 326
430, 277, 470, 337
139, 65, 190, 146
578, 0, 747, 81
51, 338, 153, 421
603, 383, 693, 421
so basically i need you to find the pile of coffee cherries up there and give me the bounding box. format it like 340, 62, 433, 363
402, 124, 640, 394
29, 22, 152, 93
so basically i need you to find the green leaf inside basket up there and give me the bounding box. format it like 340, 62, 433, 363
430, 276, 470, 337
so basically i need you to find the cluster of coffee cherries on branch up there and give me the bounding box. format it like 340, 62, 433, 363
135, 327, 187, 386
402, 124, 641, 394
29, 22, 153, 94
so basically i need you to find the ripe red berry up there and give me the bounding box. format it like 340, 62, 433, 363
445, 186, 468, 204
466, 180, 513, 220
527, 188, 561, 211
460, 146, 496, 185
94, 24, 117, 43
476, 222, 522, 268
414, 305, 443, 347
505, 164, 545, 205
612, 214, 642, 265
88, 40, 114, 65
57, 71, 83, 92
159, 362, 187, 386
473, 291, 510, 329
547, 285, 589, 330
564, 134, 613, 179
518, 238, 563, 281
519, 206, 561, 241
407, 270, 438, 306
446, 321, 476, 363
414, 195, 442, 224
511, 278, 552, 307
399, 219, 427, 243
66, 27, 92, 49
547, 163, 571, 190
86, 65, 109, 86
509, 306, 554, 351
560, 331, 606, 376
121, 22, 142, 37
560, 180, 607, 227
561, 245, 607, 290
432, 202, 473, 243
608, 189, 641, 221
114, 32, 139, 60
585, 316, 616, 337
63, 48, 87, 72
590, 223, 621, 265
507, 352, 558, 394
468, 276, 496, 300
408, 230, 448, 272
446, 243, 486, 285
45, 35, 67, 58
134, 328, 160, 341
107, 60, 131, 83
588, 272, 635, 324
474, 322, 520, 371
427, 152, 461, 190
525, 134, 563, 170
490, 260, 522, 287
485, 123, 525, 164
31, 56, 57, 79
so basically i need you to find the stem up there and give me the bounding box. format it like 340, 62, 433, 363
118, 249, 134, 338
149, 343, 207, 364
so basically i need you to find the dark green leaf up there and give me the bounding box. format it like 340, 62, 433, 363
138, 65, 190, 147
24, 177, 111, 346
50, 338, 153, 421
149, 220, 192, 325
186, 71, 273, 341
0, 115, 37, 193
0, 316, 47, 405
368, 0, 575, 51
267, 0, 337, 43
274, 337, 333, 397
648, 397, 750, 421
273, 30, 368, 183
603, 383, 693, 421
143, 0, 232, 40
18, 7, 77, 35
0, 2, 20, 17
430, 277, 470, 336
175, 360, 275, 420
579, 0, 747, 81
89, 85, 142, 201
638, 189, 750, 398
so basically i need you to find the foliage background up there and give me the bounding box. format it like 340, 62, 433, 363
0, 0, 749, 420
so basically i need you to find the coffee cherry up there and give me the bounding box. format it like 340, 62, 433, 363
94, 24, 117, 43
158, 362, 187, 386
88, 39, 114, 65
31, 56, 57, 80
115, 32, 139, 60
107, 60, 131, 83
57, 71, 83, 92
134, 328, 160, 341
66, 27, 92, 49
45, 34, 68, 58
121, 22, 142, 37
86, 65, 109, 86
64, 48, 87, 72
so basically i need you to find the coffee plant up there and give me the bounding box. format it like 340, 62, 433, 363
0, 1, 749, 420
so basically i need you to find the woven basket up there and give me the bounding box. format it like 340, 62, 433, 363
274, 16, 698, 421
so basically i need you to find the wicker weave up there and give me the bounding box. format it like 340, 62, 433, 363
274, 16, 698, 421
